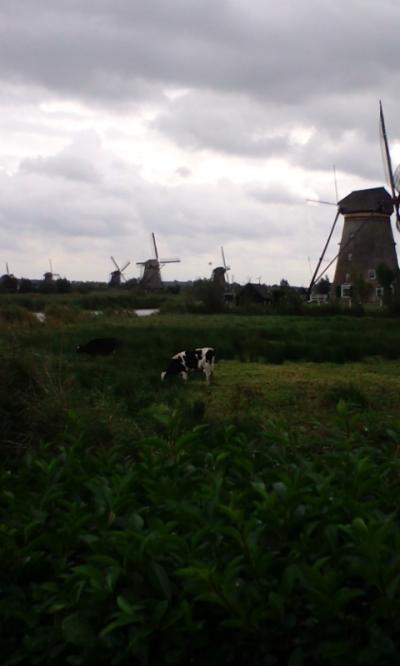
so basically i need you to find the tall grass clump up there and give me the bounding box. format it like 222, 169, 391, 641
0, 305, 36, 327
0, 348, 142, 458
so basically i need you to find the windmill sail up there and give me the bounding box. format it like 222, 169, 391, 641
137, 232, 180, 289
379, 101, 400, 231
306, 208, 341, 300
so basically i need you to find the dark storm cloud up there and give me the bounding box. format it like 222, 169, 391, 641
1, 0, 400, 185
1, 0, 400, 112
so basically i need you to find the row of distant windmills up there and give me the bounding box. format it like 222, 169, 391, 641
109, 232, 232, 289
3, 259, 61, 283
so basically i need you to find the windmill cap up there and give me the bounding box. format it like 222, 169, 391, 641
338, 187, 393, 215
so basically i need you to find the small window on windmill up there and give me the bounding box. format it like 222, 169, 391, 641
347, 253, 352, 261
368, 269, 376, 280
341, 284, 352, 298
349, 232, 355, 239
376, 287, 384, 298
345, 273, 351, 281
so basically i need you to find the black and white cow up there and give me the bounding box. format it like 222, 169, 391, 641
161, 347, 215, 384
77, 337, 119, 356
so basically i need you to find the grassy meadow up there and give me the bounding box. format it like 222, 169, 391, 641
2, 303, 400, 664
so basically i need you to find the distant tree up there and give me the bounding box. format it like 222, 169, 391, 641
352, 273, 372, 304
124, 278, 139, 288
376, 263, 397, 305
56, 278, 71, 294
192, 279, 224, 313
315, 276, 331, 295
0, 274, 18, 292
19, 278, 34, 293
39, 279, 56, 294
280, 278, 290, 288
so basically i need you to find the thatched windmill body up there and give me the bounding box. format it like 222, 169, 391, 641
137, 233, 180, 290
307, 103, 400, 303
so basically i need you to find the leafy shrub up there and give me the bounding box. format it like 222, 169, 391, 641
2, 415, 400, 664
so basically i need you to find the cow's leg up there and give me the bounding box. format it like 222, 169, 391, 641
180, 371, 188, 382
203, 364, 211, 384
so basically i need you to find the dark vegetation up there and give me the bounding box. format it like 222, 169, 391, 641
2, 307, 400, 664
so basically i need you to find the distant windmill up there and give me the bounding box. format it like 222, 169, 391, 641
2, 261, 15, 279
211, 246, 231, 287
1, 261, 18, 291
43, 259, 61, 283
109, 256, 131, 288
136, 233, 180, 290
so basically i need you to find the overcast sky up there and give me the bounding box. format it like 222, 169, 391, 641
1, 0, 400, 285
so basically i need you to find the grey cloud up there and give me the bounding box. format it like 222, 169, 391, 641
20, 154, 101, 183
175, 167, 192, 178
1, 0, 400, 109
2, 1, 400, 283
153, 88, 394, 185
246, 183, 302, 206
0, 137, 308, 280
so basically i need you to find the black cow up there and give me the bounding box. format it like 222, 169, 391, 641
76, 337, 119, 355
161, 347, 215, 384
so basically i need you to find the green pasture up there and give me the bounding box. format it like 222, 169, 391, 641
2, 311, 400, 664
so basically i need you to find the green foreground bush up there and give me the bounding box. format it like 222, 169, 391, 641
2, 403, 400, 665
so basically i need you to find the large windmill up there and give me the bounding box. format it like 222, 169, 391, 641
109, 256, 130, 287
136, 233, 180, 290
307, 103, 399, 304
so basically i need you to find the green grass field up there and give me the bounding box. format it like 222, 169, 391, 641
2, 311, 400, 664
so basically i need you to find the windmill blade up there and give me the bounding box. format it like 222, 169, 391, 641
159, 257, 180, 264
221, 246, 231, 271
111, 256, 120, 271
306, 198, 337, 206
333, 165, 339, 203
379, 101, 396, 196
49, 258, 53, 274
379, 100, 400, 230
221, 246, 227, 269
306, 208, 341, 301
6, 262, 10, 275
120, 261, 131, 272
395, 164, 400, 193
152, 233, 159, 260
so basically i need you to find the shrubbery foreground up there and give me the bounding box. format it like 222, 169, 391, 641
2, 401, 400, 664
